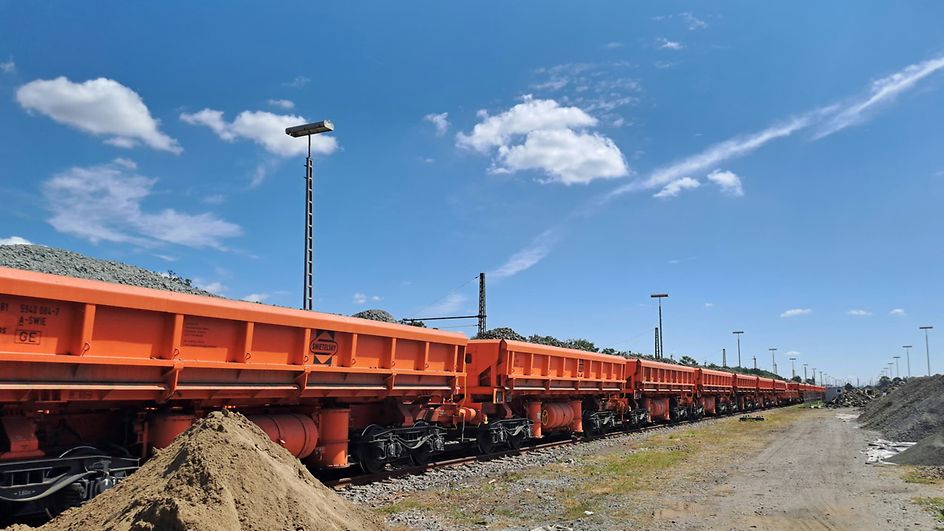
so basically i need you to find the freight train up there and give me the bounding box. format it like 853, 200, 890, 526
0, 268, 824, 519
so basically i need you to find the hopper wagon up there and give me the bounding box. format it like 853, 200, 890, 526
757, 377, 776, 407
421, 339, 636, 453
0, 268, 467, 517
694, 368, 735, 415
734, 373, 759, 411
633, 359, 701, 421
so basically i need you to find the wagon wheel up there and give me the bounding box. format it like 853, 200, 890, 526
507, 428, 527, 451
476, 427, 497, 455
356, 425, 387, 475
409, 443, 432, 466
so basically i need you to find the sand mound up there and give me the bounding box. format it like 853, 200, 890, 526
36, 410, 384, 531
889, 429, 944, 466
858, 375, 944, 442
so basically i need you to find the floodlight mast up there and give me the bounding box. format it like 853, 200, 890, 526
285, 120, 335, 311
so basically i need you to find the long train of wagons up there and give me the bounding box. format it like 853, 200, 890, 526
0, 268, 824, 519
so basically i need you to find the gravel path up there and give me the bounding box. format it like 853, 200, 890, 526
644, 408, 941, 530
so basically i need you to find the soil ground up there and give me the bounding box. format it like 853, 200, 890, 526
377, 406, 944, 530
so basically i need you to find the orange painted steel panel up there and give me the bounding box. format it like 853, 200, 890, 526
248, 414, 319, 459
757, 377, 775, 392
465, 340, 627, 399
307, 408, 349, 468
696, 368, 734, 394
734, 374, 758, 391
541, 402, 575, 429
0, 268, 466, 406
635, 359, 696, 395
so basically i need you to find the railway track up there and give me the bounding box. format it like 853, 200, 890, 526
324, 416, 712, 489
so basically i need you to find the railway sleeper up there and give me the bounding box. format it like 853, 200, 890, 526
351, 422, 446, 474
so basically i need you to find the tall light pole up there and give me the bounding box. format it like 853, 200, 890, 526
769, 347, 777, 375
920, 326, 933, 376
789, 356, 797, 379
903, 345, 913, 378
803, 363, 808, 382
811, 367, 816, 384
893, 356, 901, 378
733, 331, 744, 367
285, 120, 335, 311
651, 293, 668, 359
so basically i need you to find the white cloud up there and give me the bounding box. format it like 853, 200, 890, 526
784, 350, 801, 357
195, 281, 226, 295
604, 42, 623, 49
780, 308, 812, 318
653, 177, 700, 198
1, 58, 14, 74
424, 112, 450, 136
658, 38, 684, 50
681, 12, 708, 30
706, 169, 744, 196
204, 194, 225, 205
353, 293, 382, 305
181, 109, 338, 157
282, 76, 310, 89
814, 54, 944, 139
498, 128, 628, 185
847, 309, 872, 316
418, 292, 468, 316
490, 229, 559, 279
16, 77, 181, 153
704, 302, 714, 308
0, 236, 32, 245
267, 98, 295, 110
42, 159, 241, 249
457, 96, 628, 185
889, 308, 906, 316
243, 293, 269, 303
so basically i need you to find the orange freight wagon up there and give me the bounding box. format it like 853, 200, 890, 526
0, 268, 467, 513
733, 373, 759, 411
633, 359, 698, 421
443, 339, 630, 449
695, 368, 735, 415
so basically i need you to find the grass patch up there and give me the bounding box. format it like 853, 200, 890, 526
903, 467, 944, 486
914, 497, 944, 525
376, 498, 428, 515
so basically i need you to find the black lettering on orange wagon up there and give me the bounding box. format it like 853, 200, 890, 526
15, 329, 41, 345
309, 330, 338, 365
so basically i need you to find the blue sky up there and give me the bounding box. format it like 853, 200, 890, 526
1, 2, 942, 385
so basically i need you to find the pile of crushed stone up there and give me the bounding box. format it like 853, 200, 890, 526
0, 244, 215, 297
31, 410, 384, 531
858, 375, 944, 443
889, 429, 944, 466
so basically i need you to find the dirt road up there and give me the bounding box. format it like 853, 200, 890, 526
649, 407, 940, 530
374, 407, 942, 530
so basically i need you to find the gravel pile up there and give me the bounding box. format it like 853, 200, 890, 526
859, 375, 944, 443
827, 388, 876, 408
475, 327, 526, 341
888, 429, 944, 466
0, 245, 215, 297
350, 309, 398, 323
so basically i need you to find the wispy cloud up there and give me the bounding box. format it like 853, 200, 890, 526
0, 58, 15, 74
657, 38, 684, 50
181, 109, 338, 157
490, 229, 560, 279
889, 308, 906, 316
681, 12, 708, 30
706, 169, 744, 196
266, 98, 294, 110
282, 76, 310, 89
781, 308, 812, 318
847, 309, 872, 316
424, 112, 450, 136
243, 293, 269, 303
814, 54, 944, 139
418, 292, 468, 316
653, 177, 700, 198
353, 293, 382, 305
